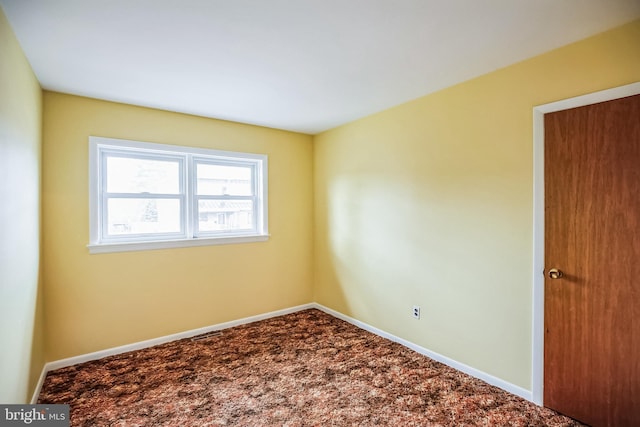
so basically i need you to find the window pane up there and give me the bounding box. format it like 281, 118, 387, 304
107, 156, 180, 194
198, 200, 253, 232
196, 163, 252, 196
107, 198, 181, 235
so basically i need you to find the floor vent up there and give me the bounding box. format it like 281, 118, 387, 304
191, 331, 223, 341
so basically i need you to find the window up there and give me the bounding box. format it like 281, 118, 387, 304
88, 136, 268, 253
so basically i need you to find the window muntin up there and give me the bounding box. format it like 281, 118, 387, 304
89, 137, 268, 253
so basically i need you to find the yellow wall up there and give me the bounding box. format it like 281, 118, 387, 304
313, 19, 640, 389
42, 93, 314, 360
0, 8, 44, 403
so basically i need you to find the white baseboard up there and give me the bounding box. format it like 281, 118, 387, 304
31, 301, 532, 404
30, 364, 49, 404
312, 303, 533, 402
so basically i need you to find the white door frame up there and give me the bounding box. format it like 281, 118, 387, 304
531, 82, 640, 405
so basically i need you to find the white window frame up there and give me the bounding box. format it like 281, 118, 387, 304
88, 136, 268, 254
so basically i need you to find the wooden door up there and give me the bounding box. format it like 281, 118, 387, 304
544, 94, 640, 427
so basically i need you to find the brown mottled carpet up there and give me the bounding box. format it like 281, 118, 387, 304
39, 309, 584, 426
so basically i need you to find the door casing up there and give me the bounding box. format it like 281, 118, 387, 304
531, 82, 640, 405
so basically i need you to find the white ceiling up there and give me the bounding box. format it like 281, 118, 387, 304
2, 1, 639, 134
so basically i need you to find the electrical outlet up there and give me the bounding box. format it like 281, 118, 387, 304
412, 305, 420, 319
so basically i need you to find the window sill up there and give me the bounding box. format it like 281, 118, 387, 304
87, 234, 270, 254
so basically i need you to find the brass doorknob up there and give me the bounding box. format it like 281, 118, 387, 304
548, 268, 563, 279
